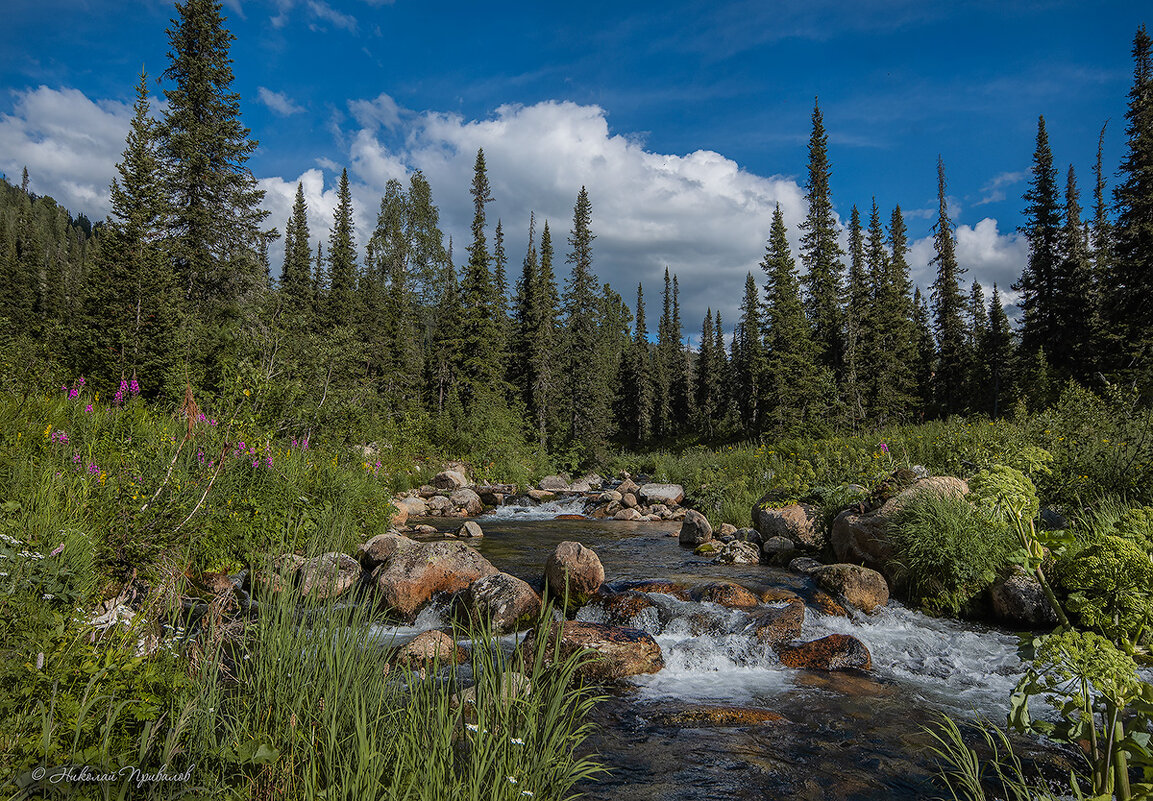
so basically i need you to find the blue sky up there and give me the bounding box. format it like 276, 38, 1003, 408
2, 0, 1147, 337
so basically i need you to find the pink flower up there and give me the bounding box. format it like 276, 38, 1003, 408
879, 442, 890, 455
85, 404, 93, 413
49, 543, 64, 557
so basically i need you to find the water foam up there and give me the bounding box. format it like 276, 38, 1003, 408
483, 496, 589, 520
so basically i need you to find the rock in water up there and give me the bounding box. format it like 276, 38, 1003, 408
745, 600, 805, 645
463, 572, 541, 633
518, 621, 663, 682
298, 552, 361, 599
714, 540, 760, 565
639, 483, 685, 506
775, 634, 872, 671
679, 509, 713, 546
357, 532, 414, 569
395, 630, 466, 668
688, 581, 759, 609
450, 487, 483, 516
990, 567, 1058, 626
457, 521, 484, 538
544, 541, 605, 600
373, 540, 498, 618
812, 564, 890, 614
397, 496, 430, 517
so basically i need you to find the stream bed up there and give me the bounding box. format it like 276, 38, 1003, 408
383, 512, 1073, 800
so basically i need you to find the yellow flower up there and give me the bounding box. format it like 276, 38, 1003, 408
43, 424, 52, 438
244, 389, 251, 397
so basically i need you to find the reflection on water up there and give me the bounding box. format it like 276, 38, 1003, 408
397, 513, 1065, 800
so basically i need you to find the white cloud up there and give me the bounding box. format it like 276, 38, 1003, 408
0, 86, 131, 218
307, 0, 358, 32
349, 93, 403, 130
975, 170, 1026, 206
257, 87, 305, 116
908, 217, 1027, 307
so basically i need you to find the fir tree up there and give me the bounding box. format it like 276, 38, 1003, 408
763, 204, 829, 431
616, 282, 653, 445
459, 149, 503, 396
669, 275, 695, 429
83, 72, 176, 396
869, 202, 916, 424
912, 287, 935, 417
983, 284, 1015, 417
799, 99, 845, 373
694, 309, 718, 437
325, 168, 359, 329
966, 280, 987, 410
1059, 165, 1095, 379
713, 310, 730, 428
161, 0, 268, 311
842, 204, 869, 426
652, 268, 675, 437
530, 221, 560, 448
282, 182, 313, 315
1016, 116, 1063, 375
1110, 25, 1153, 385
930, 157, 968, 415
732, 272, 767, 433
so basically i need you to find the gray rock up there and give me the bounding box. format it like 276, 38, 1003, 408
457, 520, 484, 538
299, 552, 361, 600
640, 483, 685, 506
788, 556, 823, 575
812, 564, 890, 614
752, 500, 824, 549
713, 540, 761, 565
433, 470, 468, 490
679, 509, 713, 546
463, 572, 541, 633
450, 487, 483, 516
990, 567, 1059, 626
545, 541, 605, 598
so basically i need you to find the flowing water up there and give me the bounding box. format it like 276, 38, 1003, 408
382, 511, 1074, 800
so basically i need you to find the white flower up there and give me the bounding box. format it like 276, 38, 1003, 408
521, 792, 534, 798
510, 737, 525, 745
465, 723, 479, 732
42, 593, 54, 600
507, 777, 517, 785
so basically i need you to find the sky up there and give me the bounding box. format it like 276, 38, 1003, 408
1, 0, 1147, 341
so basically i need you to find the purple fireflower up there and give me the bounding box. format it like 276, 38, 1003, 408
85, 404, 93, 413
68, 387, 78, 399
129, 377, 140, 396
114, 379, 128, 405
879, 442, 890, 455
87, 462, 99, 475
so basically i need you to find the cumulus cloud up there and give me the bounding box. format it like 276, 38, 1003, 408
0, 86, 131, 218
908, 217, 1027, 307
257, 87, 305, 116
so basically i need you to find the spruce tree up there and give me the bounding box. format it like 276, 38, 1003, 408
842, 204, 869, 426
912, 287, 935, 418
1059, 165, 1095, 380
733, 271, 767, 434
615, 282, 653, 445
1110, 24, 1153, 385
561, 186, 610, 457
282, 182, 313, 315
530, 221, 560, 448
966, 280, 987, 410
869, 202, 916, 424
83, 72, 177, 397
930, 157, 968, 415
762, 204, 828, 431
1016, 116, 1063, 373
652, 268, 675, 437
459, 149, 503, 396
694, 309, 718, 437
799, 99, 845, 373
510, 213, 538, 408
325, 168, 359, 329
983, 284, 1015, 417
712, 309, 731, 429
669, 275, 695, 430
161, 0, 268, 311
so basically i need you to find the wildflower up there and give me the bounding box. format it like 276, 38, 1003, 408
129, 377, 139, 396
78, 376, 85, 388
85, 404, 93, 413
88, 463, 99, 475
49, 543, 64, 557
69, 387, 78, 399
879, 442, 889, 455
42, 593, 54, 600
252, 459, 259, 468
466, 723, 479, 732
521, 792, 533, 798
510, 737, 525, 745
507, 777, 517, 785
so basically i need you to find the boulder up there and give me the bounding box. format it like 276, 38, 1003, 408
518, 621, 663, 682
745, 600, 805, 645
457, 520, 484, 538
545, 541, 605, 599
617, 478, 641, 495
761, 536, 797, 565
588, 591, 659, 627
395, 630, 466, 668
990, 567, 1058, 626
417, 484, 439, 499
622, 493, 638, 509
788, 556, 823, 575
463, 572, 541, 633
776, 634, 872, 671
639, 483, 685, 506
450, 487, 484, 516
568, 473, 602, 492
538, 474, 571, 491
528, 489, 557, 502
812, 564, 890, 614
752, 500, 824, 549
433, 470, 468, 490
412, 524, 438, 535
617, 579, 690, 599
389, 503, 409, 528
694, 541, 722, 555
878, 476, 969, 517
718, 523, 739, 538
688, 582, 759, 609
602, 490, 623, 503
614, 508, 642, 521
397, 495, 430, 517
358, 532, 414, 569
811, 590, 849, 617
679, 509, 713, 546
298, 552, 361, 599
428, 495, 454, 515
713, 540, 761, 565
373, 540, 499, 618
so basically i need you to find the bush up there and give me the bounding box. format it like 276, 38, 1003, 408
968, 465, 1040, 523
1053, 534, 1153, 643
888, 492, 1016, 616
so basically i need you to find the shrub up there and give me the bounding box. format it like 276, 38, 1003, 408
888, 492, 1016, 616
968, 465, 1040, 523
1053, 535, 1153, 643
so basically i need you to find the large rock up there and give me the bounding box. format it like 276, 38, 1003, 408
545, 541, 605, 599
713, 540, 761, 565
752, 500, 823, 549
463, 572, 541, 633
433, 470, 468, 490
450, 487, 484, 516
776, 634, 872, 671
395, 630, 466, 668
518, 621, 663, 682
688, 581, 760, 609
639, 483, 685, 506
587, 591, 659, 627
679, 509, 714, 546
298, 552, 361, 599
614, 508, 642, 521
373, 540, 498, 618
457, 521, 484, 538
990, 567, 1059, 627
357, 532, 414, 569
389, 503, 409, 528
617, 478, 641, 495
567, 473, 602, 493
397, 495, 430, 517
831, 476, 971, 574
538, 474, 571, 491
745, 600, 805, 645
812, 564, 890, 614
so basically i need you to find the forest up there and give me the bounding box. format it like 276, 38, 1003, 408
3, 1, 1153, 800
